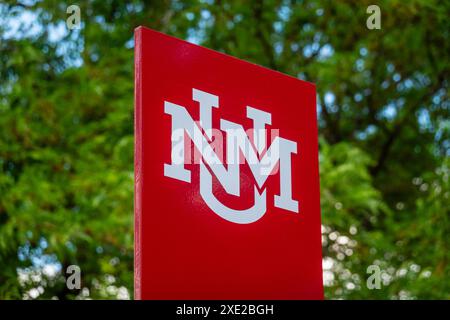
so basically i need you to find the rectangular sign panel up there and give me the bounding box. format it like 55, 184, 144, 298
134, 26, 323, 299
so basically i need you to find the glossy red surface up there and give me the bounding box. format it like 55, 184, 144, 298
134, 26, 323, 299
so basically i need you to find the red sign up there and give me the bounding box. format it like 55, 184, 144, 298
134, 26, 323, 299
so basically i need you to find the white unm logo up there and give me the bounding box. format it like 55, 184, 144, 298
164, 88, 299, 224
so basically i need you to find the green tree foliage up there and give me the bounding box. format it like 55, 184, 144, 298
0, 0, 448, 299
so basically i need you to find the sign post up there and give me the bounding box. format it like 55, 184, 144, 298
134, 26, 323, 299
